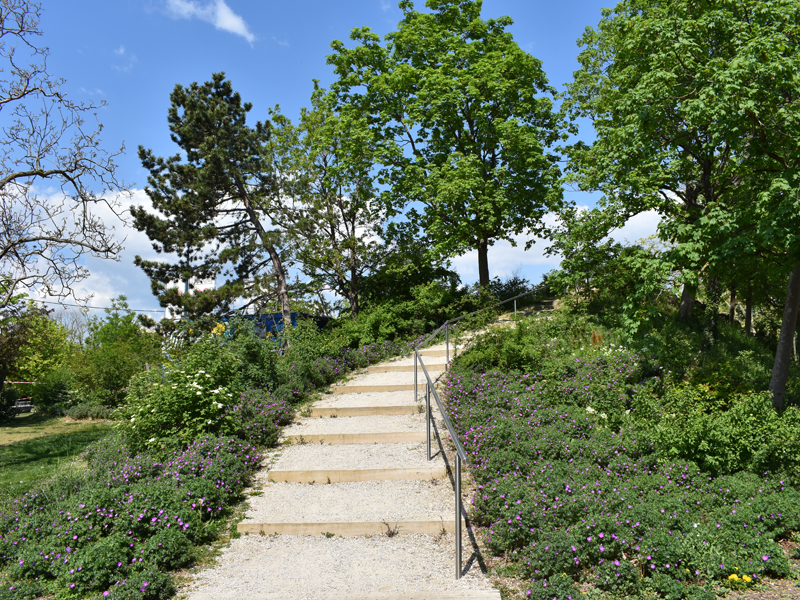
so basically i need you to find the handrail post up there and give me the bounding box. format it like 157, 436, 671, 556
414, 351, 418, 402
426, 382, 431, 460
455, 453, 462, 579
446, 322, 450, 368
514, 298, 517, 318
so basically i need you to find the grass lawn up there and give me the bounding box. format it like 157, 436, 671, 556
0, 414, 112, 501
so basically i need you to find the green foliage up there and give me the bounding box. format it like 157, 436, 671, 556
118, 362, 237, 454
334, 281, 483, 348
31, 364, 74, 415
69, 296, 161, 407
7, 309, 71, 384
445, 310, 800, 597
133, 72, 288, 318
329, 0, 567, 285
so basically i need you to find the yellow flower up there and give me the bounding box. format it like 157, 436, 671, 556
742, 575, 751, 583
211, 323, 226, 335
728, 574, 740, 581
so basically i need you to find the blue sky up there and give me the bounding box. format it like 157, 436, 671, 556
35, 0, 657, 316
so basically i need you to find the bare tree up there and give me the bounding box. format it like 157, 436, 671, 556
0, 0, 130, 310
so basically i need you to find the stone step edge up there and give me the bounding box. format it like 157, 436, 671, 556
333, 384, 415, 393
190, 592, 501, 600
266, 465, 446, 483
367, 364, 446, 373
309, 405, 422, 417
237, 519, 458, 536
283, 431, 426, 445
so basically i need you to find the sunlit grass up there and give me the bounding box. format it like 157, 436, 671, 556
0, 413, 111, 500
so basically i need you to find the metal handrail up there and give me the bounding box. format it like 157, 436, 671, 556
413, 289, 551, 578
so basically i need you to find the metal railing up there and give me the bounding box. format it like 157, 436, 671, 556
413, 290, 552, 578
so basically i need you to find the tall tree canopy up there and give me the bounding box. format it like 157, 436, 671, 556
567, 0, 800, 407
267, 85, 391, 318
327, 0, 566, 287
132, 73, 291, 323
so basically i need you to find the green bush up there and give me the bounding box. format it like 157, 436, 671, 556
31, 364, 74, 415
118, 365, 236, 453
0, 385, 19, 422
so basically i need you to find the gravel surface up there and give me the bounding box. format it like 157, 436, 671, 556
314, 391, 421, 408
284, 414, 426, 436
242, 480, 453, 523
266, 442, 437, 472
182, 534, 495, 600
342, 371, 438, 386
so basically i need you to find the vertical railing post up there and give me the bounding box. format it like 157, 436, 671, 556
414, 351, 418, 402
455, 453, 462, 579
426, 382, 431, 460
446, 322, 450, 367
514, 298, 517, 318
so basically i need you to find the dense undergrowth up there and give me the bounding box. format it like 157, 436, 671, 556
0, 318, 416, 600
445, 310, 800, 599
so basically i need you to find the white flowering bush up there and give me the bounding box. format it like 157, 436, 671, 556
118, 366, 236, 453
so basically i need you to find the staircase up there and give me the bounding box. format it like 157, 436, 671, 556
185, 341, 499, 600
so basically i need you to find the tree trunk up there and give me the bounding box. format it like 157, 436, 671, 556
729, 285, 736, 324
705, 275, 721, 342
745, 284, 753, 334
234, 173, 292, 341
769, 264, 800, 410
478, 238, 490, 288
265, 245, 292, 338
679, 283, 696, 320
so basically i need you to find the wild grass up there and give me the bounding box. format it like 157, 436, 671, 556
0, 414, 111, 501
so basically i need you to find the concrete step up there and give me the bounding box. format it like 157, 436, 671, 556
367, 364, 446, 373
418, 349, 448, 357
309, 405, 421, 417
333, 384, 414, 394
237, 519, 457, 536
267, 465, 446, 483
284, 431, 426, 445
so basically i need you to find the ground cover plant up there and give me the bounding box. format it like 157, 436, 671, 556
444, 311, 800, 599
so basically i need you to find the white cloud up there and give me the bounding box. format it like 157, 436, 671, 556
380, 0, 393, 11
271, 36, 289, 47
114, 45, 126, 55
165, 0, 256, 44
608, 210, 661, 245
448, 210, 662, 287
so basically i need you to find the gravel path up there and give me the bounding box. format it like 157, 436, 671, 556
183, 534, 494, 600
181, 342, 498, 600
284, 414, 425, 436
314, 391, 421, 408
266, 442, 434, 472
242, 480, 453, 523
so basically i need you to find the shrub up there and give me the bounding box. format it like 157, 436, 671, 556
31, 364, 74, 415
0, 385, 19, 422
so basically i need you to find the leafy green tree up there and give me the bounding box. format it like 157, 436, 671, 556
132, 73, 291, 323
70, 296, 160, 406
567, 0, 800, 407
267, 85, 391, 318
327, 0, 566, 287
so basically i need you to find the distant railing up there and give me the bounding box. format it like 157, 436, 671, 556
414, 291, 553, 579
